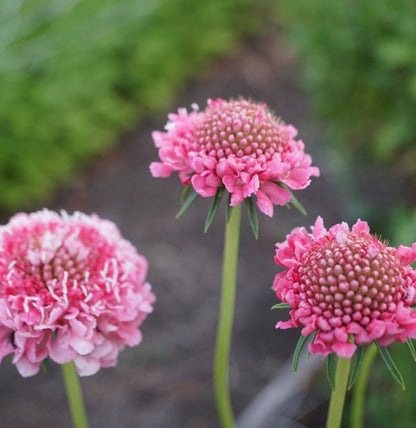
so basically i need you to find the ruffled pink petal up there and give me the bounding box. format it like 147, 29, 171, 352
256, 182, 291, 217
311, 216, 326, 240
149, 162, 173, 178
395, 245, 416, 265
351, 219, 370, 235
256, 191, 273, 217
275, 319, 296, 329
14, 357, 41, 377
74, 355, 101, 377
0, 327, 14, 362
191, 174, 219, 197
332, 341, 356, 358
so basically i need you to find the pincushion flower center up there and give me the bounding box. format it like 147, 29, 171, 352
6, 235, 100, 306
193, 101, 285, 161
299, 236, 405, 327
27, 246, 88, 288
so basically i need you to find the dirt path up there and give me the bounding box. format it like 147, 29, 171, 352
0, 33, 346, 428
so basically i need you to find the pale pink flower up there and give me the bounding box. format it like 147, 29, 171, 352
150, 98, 319, 217
0, 210, 155, 377
273, 216, 416, 358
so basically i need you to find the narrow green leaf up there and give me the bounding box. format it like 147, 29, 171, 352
406, 338, 416, 362
204, 187, 224, 232
289, 190, 307, 216
327, 353, 337, 390
306, 331, 317, 359
225, 193, 233, 223
375, 341, 405, 389
180, 185, 192, 205
176, 189, 199, 219
293, 333, 312, 372
41, 357, 50, 374
271, 302, 291, 310
348, 346, 363, 390
245, 197, 259, 239
275, 182, 307, 216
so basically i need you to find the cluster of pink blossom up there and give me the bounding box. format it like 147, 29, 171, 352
0, 210, 155, 377
274, 216, 416, 358
150, 98, 319, 217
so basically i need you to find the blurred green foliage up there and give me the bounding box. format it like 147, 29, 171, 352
0, 0, 265, 211
276, 0, 416, 175
365, 343, 416, 428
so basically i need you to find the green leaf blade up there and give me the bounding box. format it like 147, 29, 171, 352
293, 333, 314, 372
289, 190, 307, 216
348, 346, 363, 390
225, 193, 233, 224
245, 197, 259, 239
375, 341, 405, 390
327, 353, 337, 390
180, 185, 192, 205
204, 187, 224, 232
271, 302, 292, 310
176, 189, 199, 219
275, 182, 307, 216
406, 338, 416, 362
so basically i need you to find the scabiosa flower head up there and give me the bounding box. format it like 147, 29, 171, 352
0, 210, 155, 377
150, 98, 319, 217
273, 216, 416, 358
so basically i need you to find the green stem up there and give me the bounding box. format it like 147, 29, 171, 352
350, 344, 378, 428
214, 204, 241, 428
326, 356, 352, 428
61, 362, 89, 428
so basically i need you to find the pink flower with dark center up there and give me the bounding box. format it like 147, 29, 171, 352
150, 98, 319, 217
0, 210, 155, 377
273, 217, 416, 358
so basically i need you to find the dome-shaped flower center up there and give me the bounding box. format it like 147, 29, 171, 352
25, 246, 90, 289
298, 235, 405, 327
2, 229, 113, 308
191, 100, 286, 161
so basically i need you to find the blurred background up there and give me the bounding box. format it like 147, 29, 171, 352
0, 0, 416, 427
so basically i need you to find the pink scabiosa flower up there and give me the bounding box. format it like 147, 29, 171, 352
150, 98, 319, 220
0, 210, 155, 377
273, 216, 416, 359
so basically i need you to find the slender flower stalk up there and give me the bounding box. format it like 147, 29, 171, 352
214, 205, 241, 428
350, 344, 378, 428
326, 356, 351, 428
62, 362, 89, 428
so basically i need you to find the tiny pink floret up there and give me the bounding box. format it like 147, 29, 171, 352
0, 210, 155, 377
274, 216, 416, 358
150, 98, 319, 217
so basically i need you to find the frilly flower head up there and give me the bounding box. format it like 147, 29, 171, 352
273, 216, 416, 359
150, 98, 319, 217
0, 210, 155, 377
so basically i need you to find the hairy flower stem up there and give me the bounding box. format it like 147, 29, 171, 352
214, 204, 241, 428
62, 362, 89, 428
326, 356, 351, 428
351, 344, 377, 428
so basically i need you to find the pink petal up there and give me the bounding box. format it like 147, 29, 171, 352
395, 245, 416, 265
149, 162, 173, 177
332, 341, 356, 358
